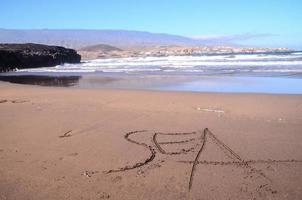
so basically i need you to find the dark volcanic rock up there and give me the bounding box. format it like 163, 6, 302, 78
0, 43, 81, 72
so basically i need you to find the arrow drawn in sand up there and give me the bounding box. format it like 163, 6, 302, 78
104, 128, 302, 191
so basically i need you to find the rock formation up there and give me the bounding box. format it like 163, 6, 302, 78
0, 43, 81, 72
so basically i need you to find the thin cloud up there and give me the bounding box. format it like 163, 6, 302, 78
192, 33, 276, 42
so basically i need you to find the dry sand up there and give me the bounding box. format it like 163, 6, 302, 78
0, 82, 302, 200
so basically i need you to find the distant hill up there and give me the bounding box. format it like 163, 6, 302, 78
79, 44, 122, 52
0, 29, 210, 48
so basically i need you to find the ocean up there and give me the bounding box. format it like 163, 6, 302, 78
1, 51, 302, 94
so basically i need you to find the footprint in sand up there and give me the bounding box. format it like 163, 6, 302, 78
0, 100, 8, 103
68, 152, 78, 156
0, 99, 29, 104
59, 130, 72, 138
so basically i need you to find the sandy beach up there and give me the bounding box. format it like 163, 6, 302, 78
0, 82, 302, 200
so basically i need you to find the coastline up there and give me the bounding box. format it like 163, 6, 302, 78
1, 82, 302, 199
1, 73, 302, 95
2, 50, 302, 95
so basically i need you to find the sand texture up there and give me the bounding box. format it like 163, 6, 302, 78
0, 82, 302, 200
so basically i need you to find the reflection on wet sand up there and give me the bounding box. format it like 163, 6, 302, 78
1, 74, 302, 94
0, 75, 81, 87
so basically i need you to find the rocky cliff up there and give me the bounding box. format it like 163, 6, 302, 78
0, 43, 81, 72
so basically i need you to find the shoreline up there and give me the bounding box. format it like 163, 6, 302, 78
1, 73, 302, 95
1, 80, 302, 96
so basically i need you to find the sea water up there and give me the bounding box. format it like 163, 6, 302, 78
1, 51, 302, 94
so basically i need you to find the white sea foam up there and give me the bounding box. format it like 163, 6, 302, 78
16, 53, 302, 74
252, 69, 302, 73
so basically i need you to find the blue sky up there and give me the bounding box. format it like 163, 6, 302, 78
1, 0, 301, 49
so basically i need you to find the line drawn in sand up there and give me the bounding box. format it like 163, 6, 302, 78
104, 128, 302, 191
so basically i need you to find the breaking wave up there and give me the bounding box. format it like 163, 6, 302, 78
16, 52, 302, 75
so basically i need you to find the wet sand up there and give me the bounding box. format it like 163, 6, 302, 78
0, 81, 302, 200
2, 74, 302, 94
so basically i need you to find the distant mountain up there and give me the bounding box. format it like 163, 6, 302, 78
0, 29, 211, 49
79, 44, 123, 52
